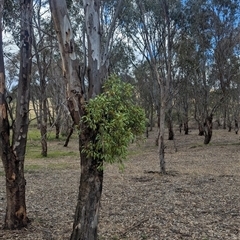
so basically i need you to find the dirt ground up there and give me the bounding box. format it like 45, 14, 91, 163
0, 128, 239, 240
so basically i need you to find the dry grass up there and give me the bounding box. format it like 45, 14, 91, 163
0, 128, 239, 240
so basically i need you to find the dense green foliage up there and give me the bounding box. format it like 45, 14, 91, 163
81, 75, 146, 165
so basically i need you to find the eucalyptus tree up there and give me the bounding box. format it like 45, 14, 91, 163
184, 0, 218, 143
122, 0, 184, 173
208, 0, 240, 129
134, 61, 157, 133
0, 0, 33, 229
184, 0, 240, 143
49, 1, 145, 240
31, 0, 54, 156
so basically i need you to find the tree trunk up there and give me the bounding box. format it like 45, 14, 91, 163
1, 3, 27, 229
184, 111, 189, 135
149, 103, 153, 131
50, 0, 123, 238
198, 122, 204, 136
55, 122, 60, 139
204, 114, 213, 144
39, 79, 48, 157
0, 0, 32, 229
184, 121, 189, 135
159, 99, 166, 174
70, 125, 103, 239
64, 123, 74, 147
234, 119, 238, 134
168, 123, 174, 140
223, 105, 227, 129
32, 30, 49, 157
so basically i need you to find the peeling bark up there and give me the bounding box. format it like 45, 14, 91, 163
50, 0, 122, 238
49, 0, 82, 125
0, 0, 32, 229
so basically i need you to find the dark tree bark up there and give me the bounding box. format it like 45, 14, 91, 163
70, 122, 103, 240
198, 122, 205, 136
204, 114, 213, 144
0, 0, 32, 229
234, 119, 238, 134
184, 121, 189, 135
167, 109, 174, 140
63, 123, 74, 147
168, 122, 174, 140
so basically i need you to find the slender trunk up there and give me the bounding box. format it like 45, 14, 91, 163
150, 103, 153, 131
179, 122, 182, 133
204, 114, 213, 144
167, 110, 174, 140
55, 122, 60, 139
184, 121, 188, 135
64, 123, 74, 147
168, 122, 174, 140
235, 119, 239, 134
32, 34, 48, 157
159, 99, 166, 174
223, 105, 227, 129
39, 89, 48, 157
157, 107, 160, 128
184, 110, 189, 135
228, 122, 232, 132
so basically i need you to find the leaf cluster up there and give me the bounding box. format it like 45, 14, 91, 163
81, 75, 146, 166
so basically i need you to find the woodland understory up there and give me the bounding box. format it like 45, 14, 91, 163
0, 127, 239, 240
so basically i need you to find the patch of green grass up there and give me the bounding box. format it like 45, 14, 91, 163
26, 137, 79, 159
28, 128, 63, 142
47, 150, 78, 158
27, 128, 42, 141
25, 164, 43, 172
